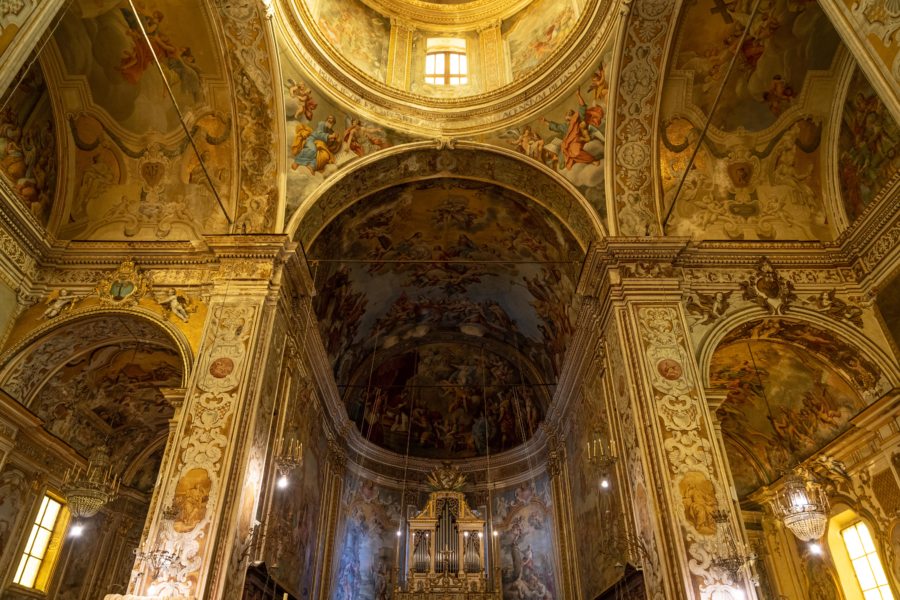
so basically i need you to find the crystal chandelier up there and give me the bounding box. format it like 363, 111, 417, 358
769, 469, 829, 542
710, 509, 756, 584
61, 445, 120, 518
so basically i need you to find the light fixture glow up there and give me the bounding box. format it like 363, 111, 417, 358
277, 475, 289, 489
492, 531, 498, 537
600, 478, 610, 489
396, 530, 402, 537
808, 542, 822, 555
70, 523, 84, 538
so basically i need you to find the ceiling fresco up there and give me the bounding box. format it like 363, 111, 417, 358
0, 62, 57, 226
281, 52, 417, 228
48, 0, 237, 240
669, 0, 841, 132
658, 0, 850, 241
660, 115, 829, 240
344, 342, 549, 458
476, 50, 611, 222
309, 179, 582, 455
29, 342, 182, 475
503, 0, 579, 79
280, 43, 613, 229
838, 67, 900, 225
54, 0, 227, 133
711, 339, 864, 499
305, 0, 390, 84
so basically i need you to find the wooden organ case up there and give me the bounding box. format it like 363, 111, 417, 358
394, 465, 500, 599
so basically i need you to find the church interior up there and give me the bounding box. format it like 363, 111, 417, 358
0, 0, 898, 598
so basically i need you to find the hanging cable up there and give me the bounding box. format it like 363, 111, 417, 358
661, 0, 763, 231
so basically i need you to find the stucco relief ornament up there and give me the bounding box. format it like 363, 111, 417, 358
684, 290, 733, 326
95, 260, 152, 306
40, 289, 80, 319
803, 290, 864, 328
740, 258, 796, 314
426, 462, 468, 492
156, 288, 197, 323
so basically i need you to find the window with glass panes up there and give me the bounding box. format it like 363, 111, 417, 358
424, 39, 467, 86
13, 494, 68, 591
841, 521, 895, 600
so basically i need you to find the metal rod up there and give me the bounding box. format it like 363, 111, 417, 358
339, 382, 557, 389
661, 0, 763, 231
308, 258, 581, 265
126, 0, 232, 226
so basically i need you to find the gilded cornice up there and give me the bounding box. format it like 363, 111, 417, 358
274, 0, 620, 135
358, 0, 533, 30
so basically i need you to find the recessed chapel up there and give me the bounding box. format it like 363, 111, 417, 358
0, 0, 898, 598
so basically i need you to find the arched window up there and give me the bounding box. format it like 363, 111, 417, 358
827, 509, 895, 600
425, 38, 467, 86
13, 493, 70, 592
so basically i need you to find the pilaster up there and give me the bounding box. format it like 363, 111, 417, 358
316, 440, 346, 600
110, 235, 293, 600
545, 431, 581, 599
581, 239, 757, 600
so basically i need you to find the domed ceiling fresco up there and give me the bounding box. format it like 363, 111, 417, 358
30, 341, 182, 474
659, 0, 843, 241
309, 179, 583, 458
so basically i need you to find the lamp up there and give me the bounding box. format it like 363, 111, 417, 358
587, 428, 617, 489
710, 509, 756, 584
61, 444, 120, 518
769, 469, 829, 542
274, 436, 303, 475
134, 546, 179, 575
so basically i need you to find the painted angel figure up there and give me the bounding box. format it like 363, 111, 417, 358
41, 289, 78, 319
158, 288, 191, 322
286, 78, 317, 122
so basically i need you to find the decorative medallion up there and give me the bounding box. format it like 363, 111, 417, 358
94, 260, 152, 306
740, 257, 796, 315
426, 461, 468, 492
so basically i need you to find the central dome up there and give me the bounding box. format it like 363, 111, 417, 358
273, 0, 618, 135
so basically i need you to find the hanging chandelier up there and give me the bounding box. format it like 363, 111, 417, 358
61, 445, 120, 518
274, 436, 304, 475
710, 509, 756, 584
769, 469, 829, 542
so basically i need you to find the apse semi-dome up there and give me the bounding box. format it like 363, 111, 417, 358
272, 0, 618, 135
308, 179, 583, 459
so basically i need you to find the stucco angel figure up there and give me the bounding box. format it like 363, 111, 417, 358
157, 288, 193, 323
41, 289, 78, 319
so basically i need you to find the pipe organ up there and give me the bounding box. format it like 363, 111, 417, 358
394, 465, 500, 599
